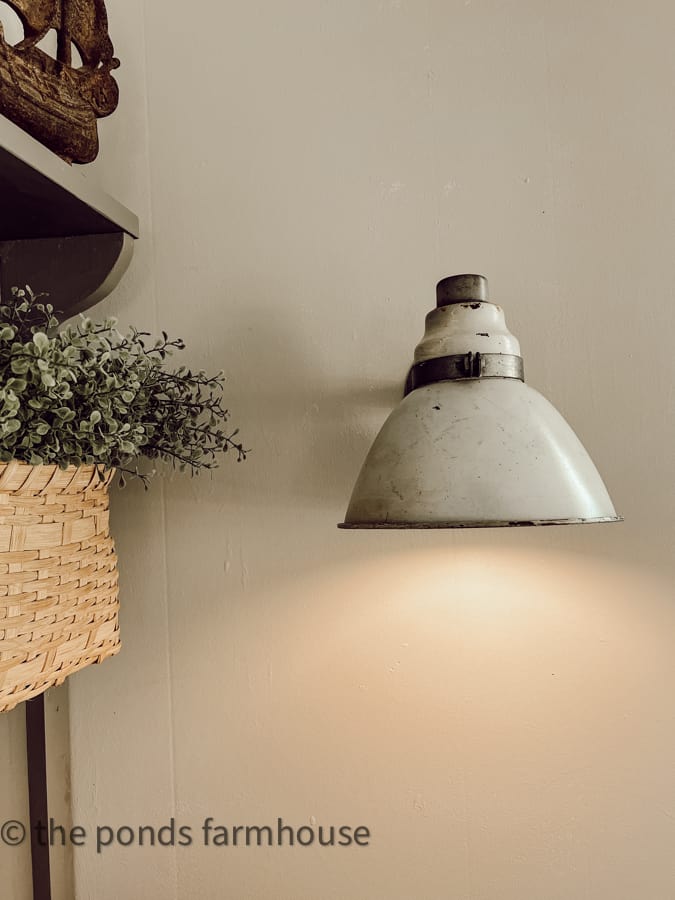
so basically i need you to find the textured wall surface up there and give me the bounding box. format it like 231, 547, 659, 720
3, 1, 674, 898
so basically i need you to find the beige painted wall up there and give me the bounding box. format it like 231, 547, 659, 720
2, 0, 674, 897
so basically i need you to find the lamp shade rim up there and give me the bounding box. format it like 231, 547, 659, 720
338, 516, 623, 529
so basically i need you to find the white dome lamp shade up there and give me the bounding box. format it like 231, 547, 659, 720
339, 274, 621, 529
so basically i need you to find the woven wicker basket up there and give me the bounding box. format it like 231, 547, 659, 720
0, 461, 119, 712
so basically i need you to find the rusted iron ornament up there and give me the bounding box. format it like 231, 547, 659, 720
0, 0, 119, 164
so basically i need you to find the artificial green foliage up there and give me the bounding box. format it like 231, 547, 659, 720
0, 287, 246, 485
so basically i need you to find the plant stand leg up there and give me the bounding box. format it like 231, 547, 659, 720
26, 695, 52, 900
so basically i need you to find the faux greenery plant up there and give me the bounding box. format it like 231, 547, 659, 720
0, 287, 246, 485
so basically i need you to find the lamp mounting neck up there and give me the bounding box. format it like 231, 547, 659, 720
436, 273, 489, 306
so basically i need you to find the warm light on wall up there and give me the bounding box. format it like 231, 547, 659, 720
340, 275, 621, 529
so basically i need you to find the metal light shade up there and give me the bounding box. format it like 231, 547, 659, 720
340, 275, 621, 529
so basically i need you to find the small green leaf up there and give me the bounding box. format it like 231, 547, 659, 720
10, 358, 29, 375
33, 332, 50, 351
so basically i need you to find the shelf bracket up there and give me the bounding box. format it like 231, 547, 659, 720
0, 232, 134, 316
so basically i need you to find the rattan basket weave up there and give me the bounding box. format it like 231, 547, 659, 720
0, 461, 119, 712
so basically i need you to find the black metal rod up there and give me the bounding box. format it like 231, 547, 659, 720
26, 695, 52, 900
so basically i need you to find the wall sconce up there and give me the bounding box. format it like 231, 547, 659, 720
340, 274, 621, 529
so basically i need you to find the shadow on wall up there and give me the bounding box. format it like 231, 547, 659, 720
160, 299, 408, 510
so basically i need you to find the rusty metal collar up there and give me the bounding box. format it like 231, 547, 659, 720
407, 351, 524, 394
